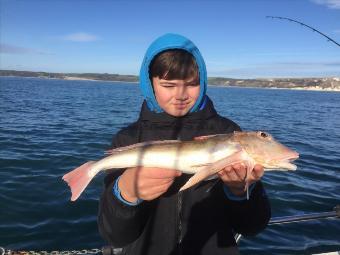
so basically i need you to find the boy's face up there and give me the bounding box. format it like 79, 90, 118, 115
152, 76, 200, 117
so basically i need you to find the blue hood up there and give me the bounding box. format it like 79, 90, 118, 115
139, 33, 207, 113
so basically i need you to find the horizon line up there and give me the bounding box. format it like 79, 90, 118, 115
0, 69, 339, 80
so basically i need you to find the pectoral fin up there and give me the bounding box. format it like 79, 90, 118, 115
243, 159, 256, 200
179, 150, 246, 191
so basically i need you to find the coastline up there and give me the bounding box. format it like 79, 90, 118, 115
1, 75, 340, 92
63, 76, 98, 81
289, 86, 340, 92
209, 84, 340, 92
0, 75, 139, 84
63, 76, 139, 84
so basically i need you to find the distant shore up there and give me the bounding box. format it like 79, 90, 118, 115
1, 70, 339, 92
289, 86, 340, 92
63, 76, 97, 81
209, 83, 340, 92
62, 76, 139, 84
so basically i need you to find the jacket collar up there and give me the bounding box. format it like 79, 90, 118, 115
138, 96, 217, 123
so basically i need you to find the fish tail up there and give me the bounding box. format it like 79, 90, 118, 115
62, 161, 96, 201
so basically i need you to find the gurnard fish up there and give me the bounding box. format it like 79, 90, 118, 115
63, 131, 299, 201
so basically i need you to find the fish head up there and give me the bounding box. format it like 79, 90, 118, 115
234, 131, 299, 170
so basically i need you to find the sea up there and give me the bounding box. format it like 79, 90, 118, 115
0, 76, 339, 254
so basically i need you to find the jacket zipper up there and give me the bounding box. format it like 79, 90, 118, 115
176, 133, 183, 254
176, 133, 183, 253
177, 191, 183, 253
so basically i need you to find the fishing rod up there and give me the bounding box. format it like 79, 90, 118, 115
235, 205, 340, 243
266, 16, 340, 47
269, 205, 340, 225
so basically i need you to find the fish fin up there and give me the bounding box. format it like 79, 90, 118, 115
179, 151, 246, 191
179, 166, 213, 192
191, 163, 212, 168
62, 161, 96, 201
243, 158, 255, 200
105, 140, 181, 155
194, 134, 218, 141
193, 133, 235, 141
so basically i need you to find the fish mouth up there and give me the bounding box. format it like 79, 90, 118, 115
277, 160, 297, 170
275, 154, 299, 170
266, 153, 299, 171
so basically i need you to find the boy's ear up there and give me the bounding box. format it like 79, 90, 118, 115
150, 76, 155, 87
150, 76, 157, 92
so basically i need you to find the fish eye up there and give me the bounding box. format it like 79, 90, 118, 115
260, 132, 268, 138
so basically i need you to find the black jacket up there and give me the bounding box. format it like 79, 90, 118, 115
98, 98, 271, 255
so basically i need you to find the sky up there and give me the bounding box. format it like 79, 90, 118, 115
1, 0, 340, 78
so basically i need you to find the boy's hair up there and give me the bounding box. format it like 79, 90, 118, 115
149, 49, 199, 82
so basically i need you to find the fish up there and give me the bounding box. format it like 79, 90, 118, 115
62, 131, 299, 201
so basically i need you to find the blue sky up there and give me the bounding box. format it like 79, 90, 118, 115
1, 0, 340, 78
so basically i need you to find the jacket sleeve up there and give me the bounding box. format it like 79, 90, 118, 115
97, 130, 151, 247
216, 116, 271, 236
224, 181, 271, 236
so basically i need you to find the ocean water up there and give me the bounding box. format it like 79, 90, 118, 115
0, 77, 339, 254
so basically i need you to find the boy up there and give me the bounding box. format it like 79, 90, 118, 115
98, 33, 271, 255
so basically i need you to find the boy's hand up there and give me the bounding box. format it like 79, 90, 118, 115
118, 167, 182, 203
217, 163, 264, 197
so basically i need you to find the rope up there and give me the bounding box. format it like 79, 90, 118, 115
0, 247, 123, 255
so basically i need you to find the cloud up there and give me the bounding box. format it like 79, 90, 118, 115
0, 43, 52, 55
60, 32, 100, 42
311, 0, 340, 9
